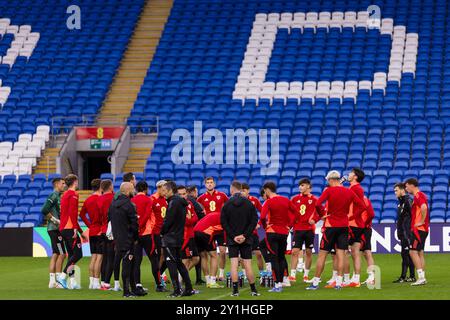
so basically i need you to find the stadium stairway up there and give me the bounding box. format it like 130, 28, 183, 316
96, 0, 173, 126
33, 147, 58, 175
122, 147, 152, 173
121, 133, 158, 173
77, 190, 91, 214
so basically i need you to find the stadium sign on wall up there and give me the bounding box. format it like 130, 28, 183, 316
90, 139, 112, 150
75, 127, 125, 140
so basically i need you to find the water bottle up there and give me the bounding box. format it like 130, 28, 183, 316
261, 272, 267, 287
268, 274, 274, 288
226, 272, 231, 288
238, 271, 244, 287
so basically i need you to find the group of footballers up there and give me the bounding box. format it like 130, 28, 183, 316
41, 166, 430, 297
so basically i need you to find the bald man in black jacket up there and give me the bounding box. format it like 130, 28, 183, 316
109, 182, 140, 297
161, 181, 195, 297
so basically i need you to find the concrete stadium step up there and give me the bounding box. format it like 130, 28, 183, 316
33, 147, 59, 175
96, 0, 173, 127
77, 190, 92, 212
121, 146, 152, 173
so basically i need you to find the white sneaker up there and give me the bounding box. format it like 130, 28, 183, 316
411, 278, 427, 286
89, 283, 93, 289
362, 278, 375, 286
48, 282, 56, 289
110, 286, 122, 292
282, 280, 291, 287
69, 279, 81, 290
326, 278, 336, 285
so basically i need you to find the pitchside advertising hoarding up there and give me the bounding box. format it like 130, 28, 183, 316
32, 223, 450, 257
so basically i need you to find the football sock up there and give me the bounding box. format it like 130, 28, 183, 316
336, 276, 343, 287
312, 277, 320, 286
344, 273, 350, 283
417, 269, 425, 279
232, 282, 239, 294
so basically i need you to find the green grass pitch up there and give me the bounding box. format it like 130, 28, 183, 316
1, 254, 449, 300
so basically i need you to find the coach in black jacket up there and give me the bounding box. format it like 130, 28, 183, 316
221, 181, 259, 296
187, 185, 206, 220
394, 182, 415, 282
186, 185, 206, 284
161, 181, 195, 297
109, 182, 139, 297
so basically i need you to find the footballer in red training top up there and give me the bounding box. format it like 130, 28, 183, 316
405, 178, 429, 286
306, 171, 367, 290
57, 174, 84, 290
347, 168, 368, 251
260, 181, 297, 292
177, 185, 199, 268
98, 179, 114, 234
241, 183, 264, 267
290, 178, 321, 282
150, 180, 169, 257
79, 179, 103, 290
197, 177, 229, 280
197, 177, 229, 215
193, 211, 223, 288
132, 181, 164, 291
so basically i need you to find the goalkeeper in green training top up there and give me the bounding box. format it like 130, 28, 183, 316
41, 177, 67, 289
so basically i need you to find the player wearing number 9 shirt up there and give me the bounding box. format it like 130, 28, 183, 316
197, 177, 229, 281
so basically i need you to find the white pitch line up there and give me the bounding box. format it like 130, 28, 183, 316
209, 288, 250, 300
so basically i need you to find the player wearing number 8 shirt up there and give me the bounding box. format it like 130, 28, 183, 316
150, 180, 169, 283
289, 178, 321, 283
197, 177, 229, 281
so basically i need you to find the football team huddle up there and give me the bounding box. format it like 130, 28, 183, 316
41, 168, 429, 297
